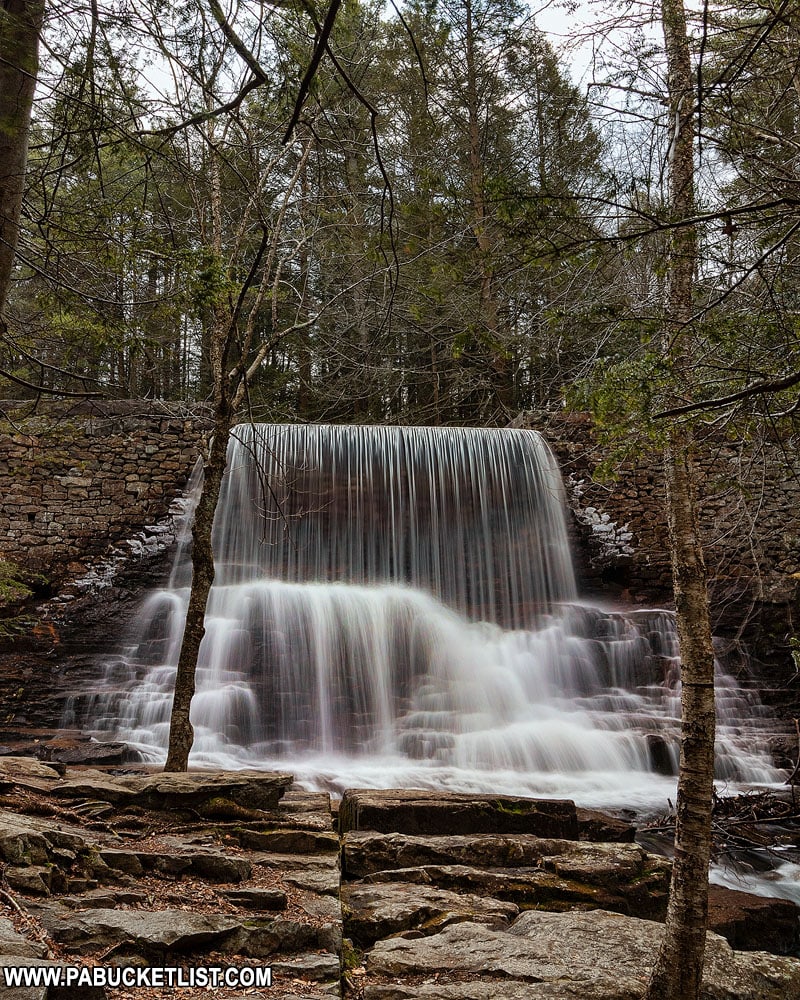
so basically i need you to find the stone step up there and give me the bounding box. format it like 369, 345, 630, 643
339, 789, 579, 839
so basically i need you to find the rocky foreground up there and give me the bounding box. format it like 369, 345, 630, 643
0, 760, 798, 999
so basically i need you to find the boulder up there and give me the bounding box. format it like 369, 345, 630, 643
339, 789, 579, 839
0, 811, 88, 866
342, 882, 518, 946
708, 885, 800, 954
365, 910, 800, 999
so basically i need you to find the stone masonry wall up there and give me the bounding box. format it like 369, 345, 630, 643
0, 399, 211, 585
520, 410, 800, 657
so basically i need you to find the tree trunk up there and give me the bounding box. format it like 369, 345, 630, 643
0, 0, 45, 319
462, 0, 511, 418
163, 401, 233, 771
645, 1, 717, 997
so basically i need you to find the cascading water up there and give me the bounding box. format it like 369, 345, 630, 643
85, 424, 782, 809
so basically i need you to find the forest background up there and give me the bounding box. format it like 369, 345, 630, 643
2, 0, 796, 433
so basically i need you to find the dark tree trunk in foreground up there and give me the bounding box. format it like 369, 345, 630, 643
163, 403, 233, 771
0, 0, 45, 318
645, 0, 717, 997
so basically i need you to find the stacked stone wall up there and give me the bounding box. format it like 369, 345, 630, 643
0, 400, 211, 584
521, 411, 800, 658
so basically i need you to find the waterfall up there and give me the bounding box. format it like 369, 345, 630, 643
86, 423, 782, 809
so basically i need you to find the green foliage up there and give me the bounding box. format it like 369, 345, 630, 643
0, 559, 48, 609
567, 353, 671, 477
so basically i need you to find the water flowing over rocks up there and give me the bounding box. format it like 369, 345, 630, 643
0, 766, 797, 998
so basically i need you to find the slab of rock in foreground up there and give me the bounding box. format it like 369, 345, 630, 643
34, 904, 340, 961
364, 909, 800, 1000
343, 882, 519, 946
53, 769, 293, 812
339, 789, 579, 838
343, 833, 670, 920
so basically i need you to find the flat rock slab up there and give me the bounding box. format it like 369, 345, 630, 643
239, 829, 340, 854
343, 832, 655, 880
272, 952, 341, 982
53, 770, 293, 812
343, 882, 518, 947
0, 810, 90, 866
365, 910, 800, 999
0, 757, 63, 793
0, 917, 47, 959
360, 855, 670, 921
339, 789, 578, 839
32, 905, 339, 961
34, 906, 243, 957
708, 884, 800, 955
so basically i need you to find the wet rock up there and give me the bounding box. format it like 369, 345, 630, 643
342, 882, 519, 947
576, 808, 636, 842
39, 737, 139, 766
339, 789, 579, 839
645, 734, 676, 776
708, 885, 800, 954
365, 910, 800, 999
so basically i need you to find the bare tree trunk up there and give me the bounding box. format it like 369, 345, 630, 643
163, 401, 233, 771
0, 0, 45, 319
645, 1, 717, 997
462, 0, 511, 418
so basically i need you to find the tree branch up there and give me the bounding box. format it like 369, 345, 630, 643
655, 371, 800, 419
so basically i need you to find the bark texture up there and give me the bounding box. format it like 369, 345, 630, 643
645, 1, 717, 998
163, 403, 233, 771
0, 0, 45, 317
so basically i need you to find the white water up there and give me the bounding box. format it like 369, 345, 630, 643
84, 424, 783, 811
